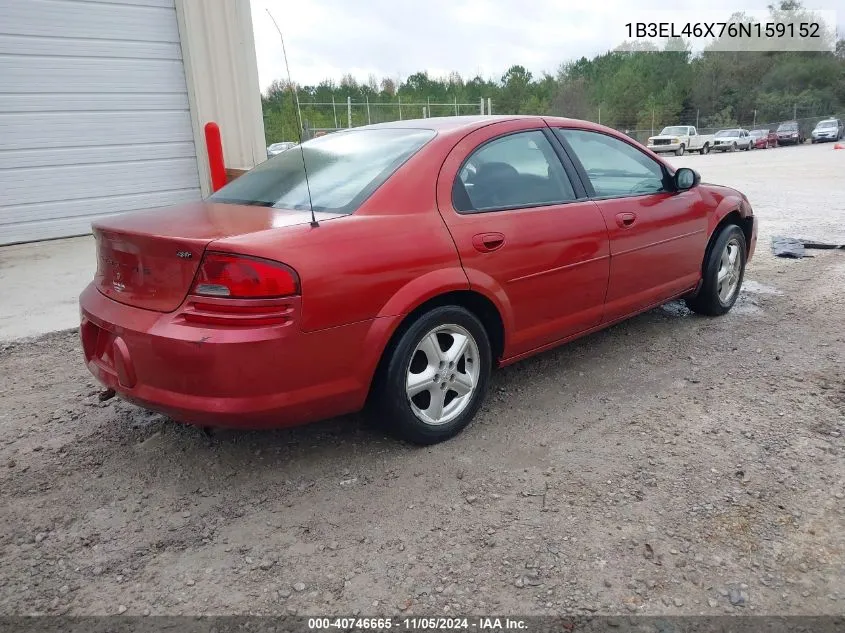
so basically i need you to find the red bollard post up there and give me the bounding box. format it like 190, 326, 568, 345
204, 122, 227, 192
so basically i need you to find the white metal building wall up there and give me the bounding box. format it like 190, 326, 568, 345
0, 0, 202, 245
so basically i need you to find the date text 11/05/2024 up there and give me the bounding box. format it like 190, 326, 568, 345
307, 617, 527, 630
625, 21, 822, 39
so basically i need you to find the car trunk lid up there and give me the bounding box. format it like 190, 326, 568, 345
92, 201, 339, 312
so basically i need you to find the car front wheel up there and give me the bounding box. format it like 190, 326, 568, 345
371, 306, 492, 444
685, 224, 747, 316
675, 144, 685, 156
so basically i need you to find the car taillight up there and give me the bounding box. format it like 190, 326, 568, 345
192, 252, 299, 298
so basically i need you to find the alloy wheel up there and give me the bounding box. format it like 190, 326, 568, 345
406, 324, 481, 426
717, 238, 743, 305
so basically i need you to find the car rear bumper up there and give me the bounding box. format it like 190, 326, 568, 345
78, 284, 373, 429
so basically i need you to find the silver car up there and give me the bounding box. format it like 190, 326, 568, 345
811, 119, 843, 143
711, 129, 754, 152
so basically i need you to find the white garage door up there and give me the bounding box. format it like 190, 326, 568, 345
0, 0, 202, 245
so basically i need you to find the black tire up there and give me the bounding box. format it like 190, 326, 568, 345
675, 144, 686, 156
685, 224, 747, 316
700, 143, 710, 155
369, 305, 492, 445
730, 142, 737, 152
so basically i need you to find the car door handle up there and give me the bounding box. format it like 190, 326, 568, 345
472, 232, 505, 252
616, 212, 637, 228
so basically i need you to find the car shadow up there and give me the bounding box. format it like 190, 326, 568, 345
117, 299, 701, 467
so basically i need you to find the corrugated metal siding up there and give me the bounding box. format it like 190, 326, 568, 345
0, 0, 201, 245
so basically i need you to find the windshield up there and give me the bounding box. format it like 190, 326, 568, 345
749, 130, 767, 137
817, 121, 836, 129
659, 126, 688, 136
715, 130, 740, 137
778, 122, 797, 131
211, 128, 436, 214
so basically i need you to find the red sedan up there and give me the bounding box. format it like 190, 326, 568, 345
79, 116, 757, 444
750, 129, 777, 149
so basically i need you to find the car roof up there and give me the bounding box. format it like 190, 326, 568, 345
352, 115, 613, 138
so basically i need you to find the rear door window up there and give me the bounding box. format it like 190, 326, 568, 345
454, 130, 577, 213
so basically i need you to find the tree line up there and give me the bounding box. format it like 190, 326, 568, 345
262, 1, 845, 143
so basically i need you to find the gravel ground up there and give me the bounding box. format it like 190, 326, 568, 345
1, 142, 844, 617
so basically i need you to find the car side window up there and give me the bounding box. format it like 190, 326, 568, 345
555, 128, 668, 198
453, 130, 576, 213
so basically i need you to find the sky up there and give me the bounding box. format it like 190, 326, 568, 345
249, 0, 844, 92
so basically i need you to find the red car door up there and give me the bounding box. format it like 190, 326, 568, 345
552, 127, 708, 323
436, 119, 610, 358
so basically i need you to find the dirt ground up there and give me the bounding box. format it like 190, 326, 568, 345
1, 143, 844, 617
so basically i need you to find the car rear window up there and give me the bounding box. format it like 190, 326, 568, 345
210, 128, 436, 214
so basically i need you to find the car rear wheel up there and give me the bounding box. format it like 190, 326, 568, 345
700, 144, 710, 155
685, 224, 747, 316
370, 306, 492, 445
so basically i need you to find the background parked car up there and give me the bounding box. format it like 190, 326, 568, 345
267, 141, 297, 157
776, 121, 804, 145
749, 129, 777, 149
646, 125, 713, 156
810, 118, 844, 143
712, 129, 754, 152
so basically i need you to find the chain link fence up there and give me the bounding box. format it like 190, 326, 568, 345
270, 96, 841, 146
298, 98, 490, 139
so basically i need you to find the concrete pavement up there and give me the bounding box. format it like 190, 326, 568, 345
0, 236, 95, 342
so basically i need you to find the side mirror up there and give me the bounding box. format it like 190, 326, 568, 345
674, 167, 700, 191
